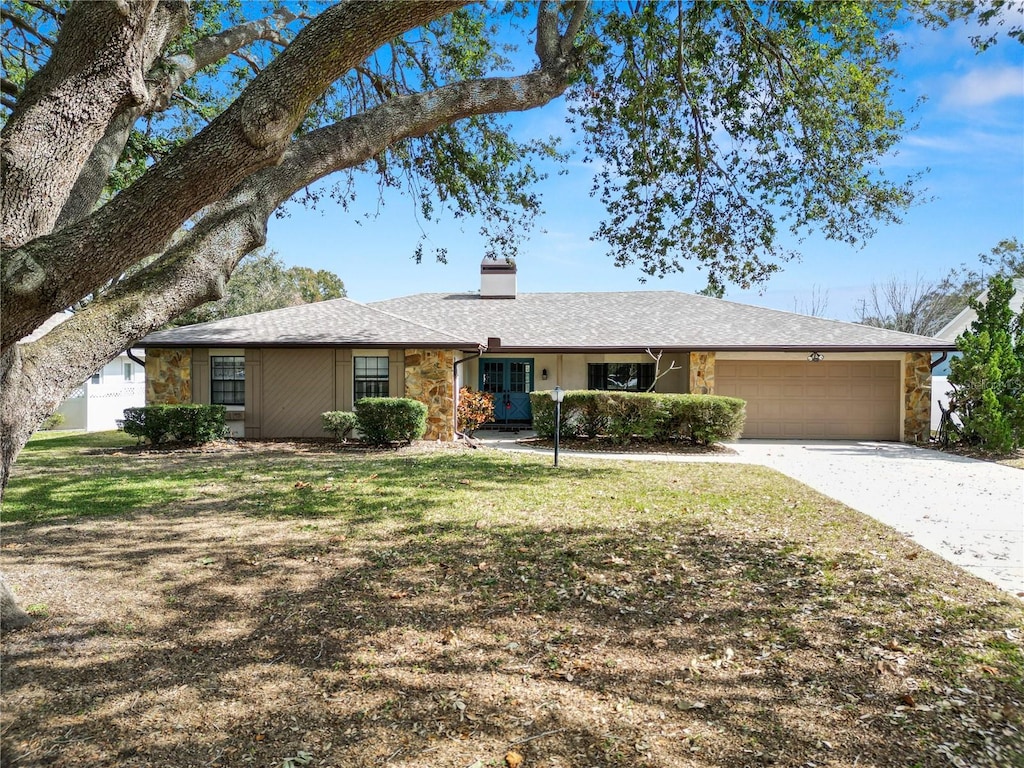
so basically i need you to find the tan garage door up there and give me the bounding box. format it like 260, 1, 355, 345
260, 349, 335, 438
716, 360, 900, 440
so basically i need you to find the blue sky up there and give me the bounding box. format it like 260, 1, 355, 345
265, 10, 1024, 323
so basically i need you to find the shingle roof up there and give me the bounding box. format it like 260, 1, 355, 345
370, 291, 956, 351
139, 290, 957, 351
137, 297, 476, 348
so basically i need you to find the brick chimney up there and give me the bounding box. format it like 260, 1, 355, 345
480, 256, 516, 299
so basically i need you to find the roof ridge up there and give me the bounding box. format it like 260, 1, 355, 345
353, 297, 482, 345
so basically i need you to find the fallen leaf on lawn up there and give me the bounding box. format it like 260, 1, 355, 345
458, 479, 472, 485
979, 664, 999, 675
901, 693, 916, 707
477, 561, 489, 571
388, 591, 407, 600
505, 750, 524, 768
874, 660, 902, 676
440, 628, 458, 645
676, 699, 708, 710
294, 481, 311, 489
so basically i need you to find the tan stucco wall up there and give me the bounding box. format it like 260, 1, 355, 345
903, 351, 932, 443
405, 349, 456, 441
461, 352, 690, 394
145, 348, 192, 404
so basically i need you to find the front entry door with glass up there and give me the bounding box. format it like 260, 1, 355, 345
480, 358, 534, 425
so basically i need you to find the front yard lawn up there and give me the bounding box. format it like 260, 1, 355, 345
1, 433, 1021, 767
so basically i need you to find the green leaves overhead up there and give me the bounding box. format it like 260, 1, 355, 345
569, 1, 919, 287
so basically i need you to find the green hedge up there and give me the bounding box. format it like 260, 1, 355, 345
353, 397, 428, 446
122, 404, 228, 445
321, 410, 358, 441
529, 391, 746, 445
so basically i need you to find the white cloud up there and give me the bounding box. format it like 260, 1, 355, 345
942, 66, 1024, 107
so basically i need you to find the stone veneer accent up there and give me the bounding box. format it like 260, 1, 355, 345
689, 351, 715, 394
145, 348, 192, 404
404, 349, 455, 441
904, 351, 931, 443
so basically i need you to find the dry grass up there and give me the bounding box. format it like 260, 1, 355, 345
1, 433, 1022, 768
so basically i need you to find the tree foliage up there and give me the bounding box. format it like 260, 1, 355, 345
1, 0, 1021, 494
946, 275, 1024, 452
856, 237, 1024, 336
171, 250, 346, 326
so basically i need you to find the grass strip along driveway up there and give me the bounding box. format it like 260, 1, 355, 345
2, 432, 1022, 768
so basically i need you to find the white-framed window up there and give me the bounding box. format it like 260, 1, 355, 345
90, 372, 101, 384
123, 362, 133, 381
354, 356, 389, 400
211, 355, 245, 405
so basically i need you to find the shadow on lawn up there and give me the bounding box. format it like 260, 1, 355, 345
2, 448, 614, 524
3, 503, 1022, 767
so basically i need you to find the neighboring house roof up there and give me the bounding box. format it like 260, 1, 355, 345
934, 277, 1024, 341
138, 297, 477, 348
370, 291, 955, 351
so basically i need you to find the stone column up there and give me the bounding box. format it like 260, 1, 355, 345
145, 348, 192, 404
404, 349, 456, 441
904, 352, 931, 443
689, 352, 716, 394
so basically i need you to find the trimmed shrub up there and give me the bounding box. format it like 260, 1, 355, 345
322, 410, 358, 441
122, 404, 228, 445
528, 391, 746, 445
529, 394, 557, 438
659, 394, 746, 445
457, 388, 494, 436
354, 397, 428, 446
604, 392, 662, 444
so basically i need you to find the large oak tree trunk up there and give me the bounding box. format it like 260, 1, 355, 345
0, 1, 584, 627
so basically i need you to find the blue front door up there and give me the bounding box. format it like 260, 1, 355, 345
480, 358, 534, 424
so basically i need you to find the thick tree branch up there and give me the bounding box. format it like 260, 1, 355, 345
2, 0, 467, 354
72, 57, 583, 381
0, 0, 159, 248
53, 4, 302, 231
144, 6, 302, 113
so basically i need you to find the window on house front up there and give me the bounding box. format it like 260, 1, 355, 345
354, 356, 389, 400
587, 363, 656, 392
90, 372, 101, 384
124, 362, 133, 381
211, 355, 245, 405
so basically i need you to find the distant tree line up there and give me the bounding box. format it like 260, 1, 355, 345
855, 237, 1023, 336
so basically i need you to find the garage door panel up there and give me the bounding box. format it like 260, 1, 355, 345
716, 360, 900, 440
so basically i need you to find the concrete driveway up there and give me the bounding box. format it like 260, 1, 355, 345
477, 432, 1024, 596
728, 441, 1023, 597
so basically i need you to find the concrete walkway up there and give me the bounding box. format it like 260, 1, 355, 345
475, 431, 1024, 597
